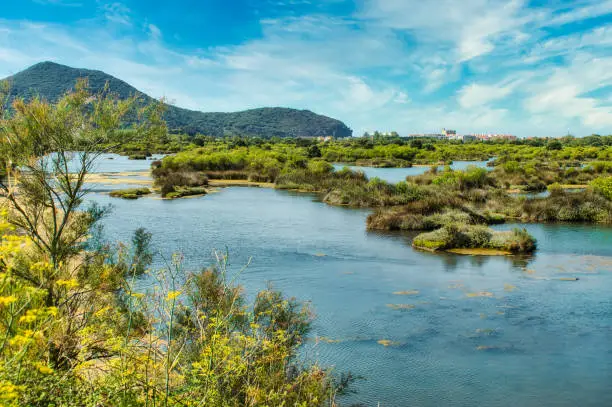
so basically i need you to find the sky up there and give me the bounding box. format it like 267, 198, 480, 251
2, 1, 612, 137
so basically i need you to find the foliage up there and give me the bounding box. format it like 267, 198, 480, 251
0, 84, 342, 406
109, 188, 152, 199
590, 176, 612, 200
412, 224, 536, 254
515, 189, 612, 223
0, 218, 341, 405
3, 61, 352, 138
0, 78, 133, 271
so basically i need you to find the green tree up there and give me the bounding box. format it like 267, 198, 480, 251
307, 144, 322, 158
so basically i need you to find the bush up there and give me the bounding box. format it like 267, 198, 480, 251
164, 186, 207, 199
591, 176, 612, 200
412, 224, 536, 254
153, 168, 208, 197
109, 188, 152, 199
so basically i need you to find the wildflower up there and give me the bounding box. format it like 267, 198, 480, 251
0, 380, 25, 400
56, 279, 80, 289
166, 290, 182, 301
0, 295, 17, 306
35, 362, 54, 375
19, 313, 37, 323
94, 306, 111, 317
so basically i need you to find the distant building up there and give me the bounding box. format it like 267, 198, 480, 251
407, 133, 445, 140
448, 134, 477, 142
442, 128, 457, 137
298, 136, 334, 142
473, 133, 517, 141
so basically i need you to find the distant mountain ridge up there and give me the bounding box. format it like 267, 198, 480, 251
1, 61, 353, 138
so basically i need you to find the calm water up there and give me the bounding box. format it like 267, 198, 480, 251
63, 152, 164, 174
86, 189, 611, 407
83, 155, 612, 406
333, 160, 493, 184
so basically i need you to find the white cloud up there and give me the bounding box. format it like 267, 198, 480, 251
523, 53, 612, 128
103, 3, 131, 26
2, 1, 612, 137
361, 0, 531, 62
458, 83, 514, 109
148, 24, 162, 40
548, 0, 612, 26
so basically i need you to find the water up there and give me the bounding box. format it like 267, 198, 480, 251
84, 155, 611, 406
333, 160, 493, 184
63, 152, 162, 173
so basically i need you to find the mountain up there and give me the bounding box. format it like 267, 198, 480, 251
1, 61, 353, 138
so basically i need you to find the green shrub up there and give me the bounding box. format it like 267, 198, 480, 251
590, 176, 612, 200
109, 188, 152, 199
412, 224, 536, 254
164, 186, 208, 199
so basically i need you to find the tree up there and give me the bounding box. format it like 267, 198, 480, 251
0, 81, 342, 406
307, 144, 322, 158
137, 99, 169, 152
410, 139, 423, 149
0, 79, 133, 273
546, 140, 563, 151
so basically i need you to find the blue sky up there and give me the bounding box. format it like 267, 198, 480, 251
2, 0, 612, 137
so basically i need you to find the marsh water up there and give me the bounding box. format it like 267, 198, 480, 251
87, 155, 611, 407
332, 159, 493, 184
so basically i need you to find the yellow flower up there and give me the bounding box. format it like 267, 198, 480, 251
35, 362, 54, 375
19, 314, 37, 323
0, 295, 17, 306
30, 262, 53, 274
166, 290, 182, 301
0, 380, 25, 401
94, 306, 111, 317
56, 279, 80, 289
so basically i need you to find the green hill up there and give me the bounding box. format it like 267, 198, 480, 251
2, 61, 352, 138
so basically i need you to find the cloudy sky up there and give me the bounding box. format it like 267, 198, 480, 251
2, 0, 612, 137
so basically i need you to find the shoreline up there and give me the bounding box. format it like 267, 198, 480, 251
207, 179, 275, 188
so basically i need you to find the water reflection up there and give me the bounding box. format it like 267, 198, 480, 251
85, 174, 611, 407
333, 159, 493, 184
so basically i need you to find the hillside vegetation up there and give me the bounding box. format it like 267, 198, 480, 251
2, 61, 353, 138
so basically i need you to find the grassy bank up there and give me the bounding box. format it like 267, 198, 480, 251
413, 224, 537, 254
109, 187, 152, 199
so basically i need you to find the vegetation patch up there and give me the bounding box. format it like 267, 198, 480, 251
164, 186, 208, 199
412, 224, 536, 254
109, 187, 152, 199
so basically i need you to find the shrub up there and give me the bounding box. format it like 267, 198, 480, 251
590, 176, 612, 200
109, 188, 152, 199
412, 224, 536, 254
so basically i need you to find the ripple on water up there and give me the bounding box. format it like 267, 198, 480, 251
90, 184, 612, 407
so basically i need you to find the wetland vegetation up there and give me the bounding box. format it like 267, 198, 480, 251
149, 136, 612, 253
0, 83, 346, 406
1, 79, 611, 405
